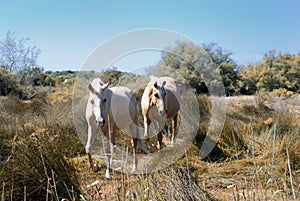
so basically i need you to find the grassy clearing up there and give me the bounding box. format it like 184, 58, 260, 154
0, 89, 299, 200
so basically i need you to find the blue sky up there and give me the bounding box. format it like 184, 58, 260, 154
0, 0, 299, 71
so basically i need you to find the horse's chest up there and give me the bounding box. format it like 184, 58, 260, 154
148, 106, 162, 120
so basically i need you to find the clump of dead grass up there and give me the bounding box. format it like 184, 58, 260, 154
193, 94, 300, 200
0, 96, 83, 200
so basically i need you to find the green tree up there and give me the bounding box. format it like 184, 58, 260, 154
16, 67, 44, 86
39, 73, 55, 86
158, 41, 237, 95
101, 69, 123, 86
158, 41, 208, 94
273, 53, 300, 92
0, 67, 23, 97
238, 64, 260, 95
239, 51, 300, 94
203, 43, 240, 95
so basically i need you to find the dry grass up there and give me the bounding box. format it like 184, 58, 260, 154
72, 156, 213, 201
0, 89, 299, 200
0, 96, 83, 200
192, 94, 300, 200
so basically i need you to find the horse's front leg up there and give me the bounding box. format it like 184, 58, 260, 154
143, 115, 152, 149
105, 116, 114, 179
171, 113, 178, 145
157, 119, 166, 150
143, 115, 151, 139
86, 122, 97, 171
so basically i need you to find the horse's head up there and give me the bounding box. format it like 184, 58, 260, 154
88, 81, 110, 127
152, 81, 167, 117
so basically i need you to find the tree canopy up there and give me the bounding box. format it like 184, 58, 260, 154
158, 41, 239, 95
158, 41, 299, 95
239, 50, 300, 94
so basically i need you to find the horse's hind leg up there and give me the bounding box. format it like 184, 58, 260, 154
129, 123, 139, 173
131, 137, 138, 173
171, 113, 178, 145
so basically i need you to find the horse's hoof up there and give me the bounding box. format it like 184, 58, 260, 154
131, 170, 138, 177
147, 144, 157, 153
105, 168, 112, 179
131, 167, 138, 176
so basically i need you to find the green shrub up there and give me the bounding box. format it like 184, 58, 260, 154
0, 68, 24, 98
271, 88, 294, 97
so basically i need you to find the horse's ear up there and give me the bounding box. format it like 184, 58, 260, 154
88, 84, 97, 94
162, 81, 166, 87
154, 81, 158, 89
101, 82, 110, 91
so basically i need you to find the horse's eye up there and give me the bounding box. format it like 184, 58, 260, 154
164, 92, 167, 96
90, 100, 94, 104
103, 98, 107, 103
154, 93, 159, 99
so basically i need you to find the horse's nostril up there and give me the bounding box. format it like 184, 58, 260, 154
160, 110, 166, 116
96, 118, 105, 125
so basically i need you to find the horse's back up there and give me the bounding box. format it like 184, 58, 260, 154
110, 86, 136, 110
109, 86, 138, 128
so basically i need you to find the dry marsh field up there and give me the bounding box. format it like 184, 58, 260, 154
0, 89, 299, 200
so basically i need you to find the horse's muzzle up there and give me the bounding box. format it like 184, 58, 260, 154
159, 109, 167, 116
96, 119, 105, 127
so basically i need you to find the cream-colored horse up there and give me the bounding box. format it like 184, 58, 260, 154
85, 78, 146, 179
141, 76, 180, 150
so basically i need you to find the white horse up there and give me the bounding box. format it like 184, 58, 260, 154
141, 76, 180, 150
85, 78, 146, 179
